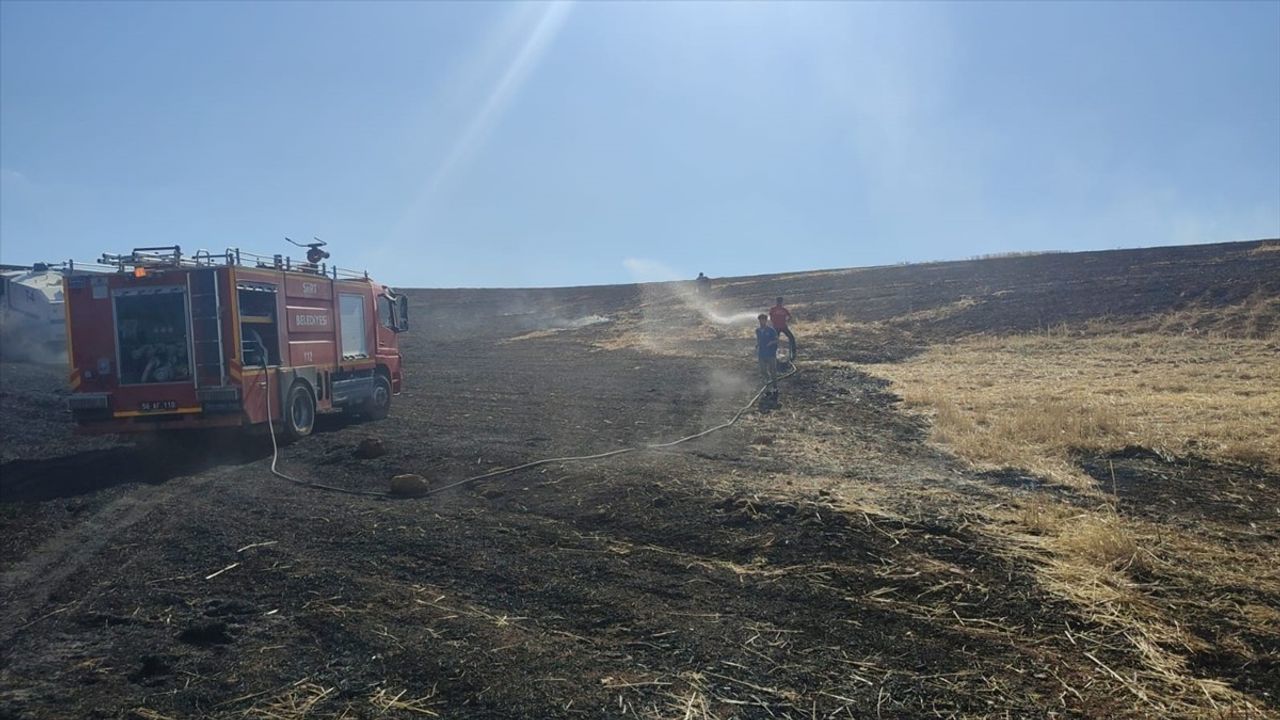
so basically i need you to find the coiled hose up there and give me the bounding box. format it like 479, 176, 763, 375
263, 357, 799, 499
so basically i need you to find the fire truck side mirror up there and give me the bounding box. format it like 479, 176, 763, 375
394, 294, 409, 333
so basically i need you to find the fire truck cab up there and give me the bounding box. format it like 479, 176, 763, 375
63, 246, 407, 439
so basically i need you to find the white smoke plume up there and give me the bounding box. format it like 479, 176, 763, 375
622, 258, 758, 327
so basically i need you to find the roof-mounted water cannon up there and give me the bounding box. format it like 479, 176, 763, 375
286, 237, 330, 269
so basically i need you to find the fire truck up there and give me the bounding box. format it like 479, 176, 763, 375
63, 245, 407, 439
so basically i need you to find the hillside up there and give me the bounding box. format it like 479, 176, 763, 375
1, 239, 1278, 719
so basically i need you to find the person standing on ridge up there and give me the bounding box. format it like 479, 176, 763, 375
695, 272, 711, 296
769, 296, 796, 361
756, 313, 779, 396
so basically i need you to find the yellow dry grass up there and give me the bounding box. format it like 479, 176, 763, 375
890, 296, 982, 325
369, 686, 439, 716
796, 298, 982, 341
128, 710, 178, 720
1250, 240, 1280, 256
1102, 289, 1280, 341
247, 681, 334, 719
792, 312, 861, 339
593, 315, 746, 356
868, 332, 1279, 486
986, 496, 1280, 715
858, 313, 1279, 716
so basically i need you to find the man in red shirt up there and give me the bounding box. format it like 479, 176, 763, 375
769, 296, 795, 361
762, 294, 793, 358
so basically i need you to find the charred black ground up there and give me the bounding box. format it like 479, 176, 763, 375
1, 240, 1278, 719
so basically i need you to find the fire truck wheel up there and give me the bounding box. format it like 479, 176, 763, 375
364, 373, 392, 420
283, 382, 316, 441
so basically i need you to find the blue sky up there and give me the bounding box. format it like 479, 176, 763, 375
2, 1, 1277, 288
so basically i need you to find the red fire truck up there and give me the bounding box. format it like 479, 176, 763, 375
63, 245, 407, 439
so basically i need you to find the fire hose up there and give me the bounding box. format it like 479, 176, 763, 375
262, 355, 798, 499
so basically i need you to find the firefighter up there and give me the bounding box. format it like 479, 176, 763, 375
769, 296, 796, 361
695, 272, 711, 296
755, 313, 779, 396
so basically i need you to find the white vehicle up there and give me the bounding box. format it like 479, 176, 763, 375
0, 263, 67, 361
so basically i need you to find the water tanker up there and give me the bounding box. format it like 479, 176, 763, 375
63, 245, 407, 439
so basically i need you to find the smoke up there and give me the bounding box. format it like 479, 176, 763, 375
511, 310, 613, 339
0, 310, 67, 365
499, 295, 612, 331
618, 258, 766, 443
553, 314, 610, 329
622, 257, 759, 327
702, 366, 754, 417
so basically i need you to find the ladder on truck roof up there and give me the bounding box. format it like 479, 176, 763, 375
95, 245, 371, 281
188, 269, 225, 388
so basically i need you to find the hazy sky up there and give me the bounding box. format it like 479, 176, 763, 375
2, 1, 1277, 287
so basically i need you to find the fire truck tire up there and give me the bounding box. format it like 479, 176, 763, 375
364, 373, 392, 420
282, 382, 316, 441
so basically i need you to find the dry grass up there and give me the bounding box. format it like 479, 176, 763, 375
792, 311, 859, 339
369, 686, 439, 716
1048, 513, 1143, 571
598, 326, 740, 355
859, 311, 1280, 717
1014, 496, 1081, 535
1102, 289, 1280, 341
128, 710, 178, 720
237, 682, 440, 719
247, 681, 334, 719
592, 310, 752, 357
976, 492, 1278, 717
795, 298, 982, 341
889, 296, 981, 326
868, 332, 1279, 486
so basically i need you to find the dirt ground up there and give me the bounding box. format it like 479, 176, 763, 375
1, 240, 1278, 719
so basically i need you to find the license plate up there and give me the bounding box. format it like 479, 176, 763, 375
140, 400, 178, 412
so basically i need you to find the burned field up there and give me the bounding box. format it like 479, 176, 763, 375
2, 240, 1279, 718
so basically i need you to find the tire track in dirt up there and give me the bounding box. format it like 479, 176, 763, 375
0, 468, 222, 649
